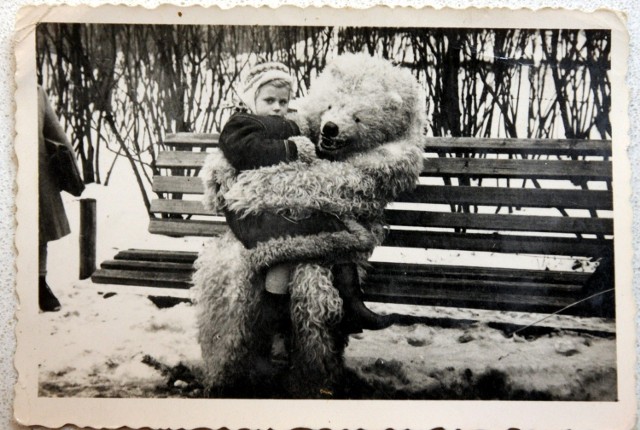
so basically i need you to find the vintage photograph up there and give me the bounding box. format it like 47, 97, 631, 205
13, 5, 634, 429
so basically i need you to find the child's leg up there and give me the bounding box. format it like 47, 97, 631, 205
264, 264, 292, 361
332, 264, 396, 331
261, 290, 291, 364
265, 263, 293, 294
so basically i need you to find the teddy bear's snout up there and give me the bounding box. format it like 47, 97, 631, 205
322, 122, 340, 138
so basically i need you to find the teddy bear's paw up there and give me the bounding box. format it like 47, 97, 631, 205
288, 135, 318, 163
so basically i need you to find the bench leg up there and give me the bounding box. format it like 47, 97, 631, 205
582, 255, 615, 318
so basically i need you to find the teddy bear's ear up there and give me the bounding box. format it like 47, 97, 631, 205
388, 91, 403, 110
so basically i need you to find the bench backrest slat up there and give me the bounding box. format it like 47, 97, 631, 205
155, 151, 612, 181
152, 177, 614, 210
398, 186, 612, 210
422, 158, 611, 180
423, 137, 611, 156
149, 218, 227, 237
385, 209, 613, 235
164, 132, 220, 149
156, 152, 207, 168
163, 134, 613, 155
150, 198, 214, 216
152, 176, 204, 194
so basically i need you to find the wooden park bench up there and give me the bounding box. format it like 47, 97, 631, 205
92, 133, 615, 317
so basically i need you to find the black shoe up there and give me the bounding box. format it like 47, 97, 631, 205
332, 264, 398, 331
39, 278, 61, 312
347, 299, 398, 330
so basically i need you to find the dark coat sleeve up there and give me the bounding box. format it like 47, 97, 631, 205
219, 113, 301, 171
224, 208, 345, 250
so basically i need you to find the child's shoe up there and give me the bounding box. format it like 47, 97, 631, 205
332, 264, 398, 331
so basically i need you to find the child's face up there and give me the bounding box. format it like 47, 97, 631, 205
254, 84, 290, 117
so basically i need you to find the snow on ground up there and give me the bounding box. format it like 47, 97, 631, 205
37, 275, 617, 400
35, 158, 617, 400
347, 303, 616, 400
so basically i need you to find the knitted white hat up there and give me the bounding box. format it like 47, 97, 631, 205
239, 62, 296, 113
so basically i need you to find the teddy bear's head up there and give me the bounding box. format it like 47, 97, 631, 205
298, 53, 426, 160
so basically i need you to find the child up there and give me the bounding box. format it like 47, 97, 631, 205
220, 62, 325, 296
218, 62, 393, 361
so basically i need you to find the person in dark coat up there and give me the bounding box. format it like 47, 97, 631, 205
38, 86, 81, 312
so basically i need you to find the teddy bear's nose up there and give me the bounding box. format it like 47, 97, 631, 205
322, 122, 340, 138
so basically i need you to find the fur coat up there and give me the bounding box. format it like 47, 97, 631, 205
193, 53, 427, 396
193, 136, 423, 395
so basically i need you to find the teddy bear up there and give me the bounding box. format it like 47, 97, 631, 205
192, 53, 426, 398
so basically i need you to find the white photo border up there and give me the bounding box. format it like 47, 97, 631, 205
13, 5, 635, 429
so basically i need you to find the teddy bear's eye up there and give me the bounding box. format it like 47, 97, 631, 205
354, 117, 361, 123
328, 105, 332, 110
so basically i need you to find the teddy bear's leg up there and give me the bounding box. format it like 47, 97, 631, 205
287, 263, 348, 398
192, 233, 266, 396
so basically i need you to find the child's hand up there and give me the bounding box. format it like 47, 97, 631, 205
288, 136, 318, 164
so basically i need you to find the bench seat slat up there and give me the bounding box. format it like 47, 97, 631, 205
91, 265, 582, 314
114, 249, 198, 263
399, 185, 612, 210
369, 261, 591, 284
422, 158, 612, 180
107, 248, 593, 282
97, 252, 589, 294
94, 247, 606, 316
384, 229, 612, 256
385, 209, 613, 235
365, 273, 581, 294
95, 265, 582, 295
92, 268, 192, 289
362, 283, 580, 313
107, 249, 592, 284
423, 137, 611, 156
101, 259, 194, 272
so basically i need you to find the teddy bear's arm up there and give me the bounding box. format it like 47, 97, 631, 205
223, 138, 423, 219
348, 139, 424, 201
222, 158, 380, 219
